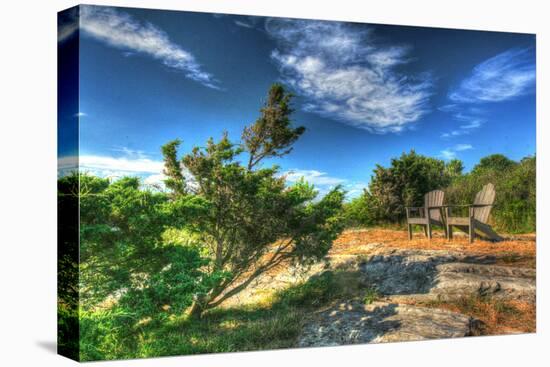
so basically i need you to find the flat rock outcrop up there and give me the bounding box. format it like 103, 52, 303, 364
359, 249, 535, 301
298, 301, 478, 347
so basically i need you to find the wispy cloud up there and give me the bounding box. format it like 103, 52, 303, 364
449, 48, 535, 103
440, 143, 473, 160
60, 148, 200, 190
440, 112, 486, 139
79, 154, 163, 177
282, 168, 367, 199
234, 20, 254, 28
266, 19, 432, 133
440, 48, 534, 139
110, 146, 150, 159
284, 169, 347, 186
79, 6, 219, 89
58, 7, 79, 43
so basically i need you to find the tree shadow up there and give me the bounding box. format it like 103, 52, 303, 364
301, 301, 403, 345
358, 252, 499, 297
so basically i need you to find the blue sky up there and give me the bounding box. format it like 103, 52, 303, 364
58, 5, 536, 199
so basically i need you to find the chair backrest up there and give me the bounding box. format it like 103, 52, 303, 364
424, 190, 444, 221
473, 183, 496, 223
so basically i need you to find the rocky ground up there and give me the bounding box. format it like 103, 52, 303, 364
221, 229, 536, 347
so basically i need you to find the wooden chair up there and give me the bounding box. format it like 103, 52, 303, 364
405, 190, 446, 240
445, 183, 502, 243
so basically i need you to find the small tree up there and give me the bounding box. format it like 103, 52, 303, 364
471, 154, 516, 175
367, 150, 452, 222
162, 84, 344, 317
445, 159, 464, 178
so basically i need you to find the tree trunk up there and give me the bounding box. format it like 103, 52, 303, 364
187, 299, 206, 319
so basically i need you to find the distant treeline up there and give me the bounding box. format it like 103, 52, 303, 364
343, 151, 536, 234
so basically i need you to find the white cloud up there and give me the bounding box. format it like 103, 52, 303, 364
62, 149, 199, 191
58, 7, 79, 43
80, 5, 219, 89
143, 173, 167, 189
440, 149, 456, 160
234, 20, 254, 28
454, 144, 473, 151
441, 48, 534, 140
58, 22, 78, 43
345, 182, 369, 199
449, 48, 535, 103
284, 169, 347, 186
266, 19, 432, 133
440, 144, 473, 160
440, 115, 485, 139
79, 154, 164, 174
282, 168, 367, 199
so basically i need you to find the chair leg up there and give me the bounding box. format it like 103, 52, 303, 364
423, 225, 428, 237
469, 219, 475, 244
407, 224, 413, 240
447, 224, 453, 239
427, 221, 432, 240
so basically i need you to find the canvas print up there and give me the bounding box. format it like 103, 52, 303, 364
58, 5, 536, 362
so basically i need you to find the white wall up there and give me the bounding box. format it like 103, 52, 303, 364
0, 1, 547, 366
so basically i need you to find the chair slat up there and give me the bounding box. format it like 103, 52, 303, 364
424, 189, 444, 221
473, 183, 495, 223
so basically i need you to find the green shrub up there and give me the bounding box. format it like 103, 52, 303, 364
343, 152, 535, 234
446, 155, 535, 233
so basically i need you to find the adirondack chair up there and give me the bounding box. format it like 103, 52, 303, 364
445, 183, 502, 243
405, 190, 446, 240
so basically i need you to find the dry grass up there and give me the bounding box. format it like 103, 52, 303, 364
331, 228, 536, 259
413, 296, 536, 335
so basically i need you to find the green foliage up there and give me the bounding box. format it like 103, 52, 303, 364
58, 173, 80, 360
73, 84, 345, 361
446, 155, 535, 233
363, 287, 380, 305
471, 154, 517, 175
161, 139, 187, 196
161, 84, 344, 315
78, 174, 220, 321
445, 159, 464, 178
342, 195, 374, 227
343, 151, 535, 233
366, 150, 452, 223
242, 83, 305, 170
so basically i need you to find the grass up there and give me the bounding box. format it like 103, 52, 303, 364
363, 287, 380, 305
78, 269, 364, 361
75, 228, 536, 361
417, 295, 536, 335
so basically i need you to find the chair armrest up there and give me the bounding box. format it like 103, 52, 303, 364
406, 206, 425, 218
443, 204, 493, 208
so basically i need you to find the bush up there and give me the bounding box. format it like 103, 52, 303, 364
343, 196, 374, 228
344, 152, 535, 234
446, 156, 535, 233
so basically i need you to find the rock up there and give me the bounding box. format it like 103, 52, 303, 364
431, 263, 535, 301
359, 249, 535, 301
298, 301, 478, 347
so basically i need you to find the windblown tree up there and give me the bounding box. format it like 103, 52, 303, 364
162, 84, 345, 317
